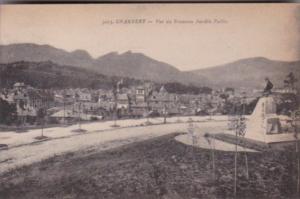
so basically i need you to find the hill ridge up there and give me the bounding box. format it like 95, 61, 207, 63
1, 43, 299, 89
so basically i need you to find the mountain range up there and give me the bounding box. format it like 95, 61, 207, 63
0, 43, 206, 85
187, 57, 300, 89
0, 43, 299, 89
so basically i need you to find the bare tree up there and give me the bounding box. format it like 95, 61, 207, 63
234, 115, 238, 198
163, 104, 167, 124
62, 90, 66, 125
36, 107, 47, 139
204, 132, 216, 180
293, 110, 300, 195
240, 94, 249, 179
72, 93, 86, 133
188, 119, 197, 162
145, 84, 153, 125
111, 79, 123, 127
78, 102, 82, 130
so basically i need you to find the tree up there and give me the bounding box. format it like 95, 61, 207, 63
62, 90, 67, 125
219, 93, 229, 101
225, 87, 235, 93
204, 132, 216, 180
145, 84, 154, 125
163, 104, 168, 124
37, 107, 47, 138
284, 72, 298, 89
162, 82, 212, 95
293, 110, 300, 195
0, 99, 17, 125
111, 79, 123, 127
231, 96, 248, 198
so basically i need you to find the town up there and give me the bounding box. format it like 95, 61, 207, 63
0, 80, 262, 128
1, 72, 298, 131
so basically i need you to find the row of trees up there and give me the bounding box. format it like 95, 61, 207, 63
161, 82, 212, 95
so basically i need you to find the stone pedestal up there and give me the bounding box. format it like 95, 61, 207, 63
244, 96, 292, 143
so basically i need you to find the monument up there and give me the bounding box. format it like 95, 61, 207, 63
244, 77, 297, 143
245, 95, 296, 143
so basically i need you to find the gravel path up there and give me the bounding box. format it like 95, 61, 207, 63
0, 116, 229, 174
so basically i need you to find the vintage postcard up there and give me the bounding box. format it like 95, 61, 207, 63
0, 3, 300, 199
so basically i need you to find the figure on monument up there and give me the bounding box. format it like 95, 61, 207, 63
263, 77, 273, 96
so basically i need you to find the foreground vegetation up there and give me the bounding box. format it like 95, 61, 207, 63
0, 133, 299, 199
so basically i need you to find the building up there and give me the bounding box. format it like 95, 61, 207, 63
147, 86, 179, 116
116, 93, 130, 109
135, 86, 146, 103
75, 90, 92, 102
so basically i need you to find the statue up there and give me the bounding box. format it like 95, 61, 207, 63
263, 77, 273, 96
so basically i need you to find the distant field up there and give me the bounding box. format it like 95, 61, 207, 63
0, 133, 298, 199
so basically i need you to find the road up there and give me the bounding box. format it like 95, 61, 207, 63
0, 116, 243, 174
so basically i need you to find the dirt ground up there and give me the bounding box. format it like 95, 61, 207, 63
0, 133, 299, 199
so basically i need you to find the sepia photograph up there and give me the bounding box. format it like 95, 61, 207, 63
0, 3, 300, 199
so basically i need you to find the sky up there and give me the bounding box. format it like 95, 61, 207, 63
0, 4, 299, 71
